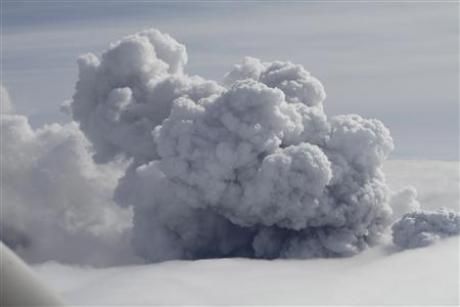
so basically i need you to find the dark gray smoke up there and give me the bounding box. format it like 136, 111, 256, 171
69, 29, 395, 262
392, 208, 460, 249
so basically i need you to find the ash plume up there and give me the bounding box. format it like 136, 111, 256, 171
69, 29, 395, 262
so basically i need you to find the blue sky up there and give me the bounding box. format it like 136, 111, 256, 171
1, 1, 458, 160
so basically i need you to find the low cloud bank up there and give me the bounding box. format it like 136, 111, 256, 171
69, 29, 395, 262
392, 208, 460, 249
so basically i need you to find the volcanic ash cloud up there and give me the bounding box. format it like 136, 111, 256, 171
70, 29, 395, 262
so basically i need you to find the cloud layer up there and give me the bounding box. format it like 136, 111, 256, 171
69, 29, 395, 262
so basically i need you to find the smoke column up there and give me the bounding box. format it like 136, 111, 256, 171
67, 28, 397, 262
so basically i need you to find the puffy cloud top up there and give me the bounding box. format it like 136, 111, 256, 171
68, 28, 395, 262
71, 29, 220, 163
224, 57, 326, 107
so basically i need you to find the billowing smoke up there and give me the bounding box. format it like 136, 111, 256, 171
392, 208, 460, 249
69, 29, 396, 262
0, 85, 136, 266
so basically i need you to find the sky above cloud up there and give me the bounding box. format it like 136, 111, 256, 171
1, 1, 458, 160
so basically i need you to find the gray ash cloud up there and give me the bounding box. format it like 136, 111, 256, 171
69, 29, 395, 262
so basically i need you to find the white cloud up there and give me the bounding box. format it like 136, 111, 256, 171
0, 87, 137, 266
33, 236, 459, 305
